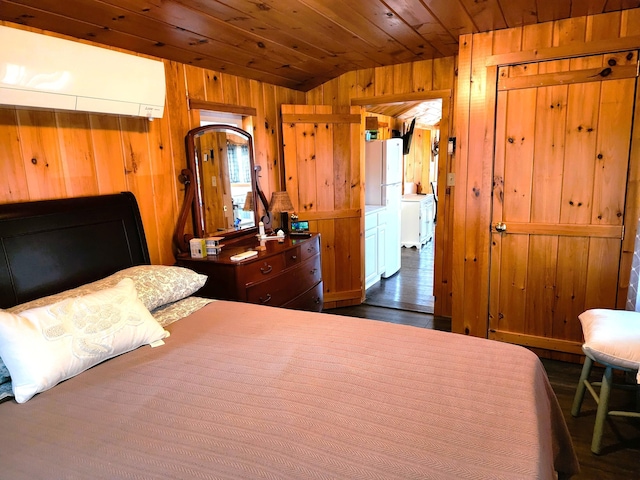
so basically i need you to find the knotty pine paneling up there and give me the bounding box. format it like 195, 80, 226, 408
306, 57, 456, 314
403, 128, 433, 192
454, 8, 640, 340
0, 22, 305, 266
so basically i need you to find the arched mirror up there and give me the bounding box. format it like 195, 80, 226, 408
174, 124, 269, 253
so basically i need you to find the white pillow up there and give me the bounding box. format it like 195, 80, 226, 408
579, 309, 640, 383
0, 278, 168, 403
9, 265, 208, 314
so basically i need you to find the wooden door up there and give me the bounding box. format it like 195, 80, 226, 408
281, 105, 363, 308
489, 51, 638, 355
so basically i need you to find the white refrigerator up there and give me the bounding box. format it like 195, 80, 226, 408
365, 138, 403, 278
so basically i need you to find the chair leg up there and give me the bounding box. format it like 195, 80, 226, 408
591, 366, 613, 455
571, 356, 593, 417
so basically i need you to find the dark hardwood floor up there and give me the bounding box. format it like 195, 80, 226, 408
325, 303, 640, 479
364, 241, 434, 314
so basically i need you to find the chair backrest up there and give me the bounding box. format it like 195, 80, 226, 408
626, 216, 640, 312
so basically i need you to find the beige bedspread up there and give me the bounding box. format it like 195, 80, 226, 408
0, 301, 578, 479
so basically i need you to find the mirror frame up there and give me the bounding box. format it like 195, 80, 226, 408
174, 124, 266, 253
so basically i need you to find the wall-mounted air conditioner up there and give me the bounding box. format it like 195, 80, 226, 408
0, 26, 165, 118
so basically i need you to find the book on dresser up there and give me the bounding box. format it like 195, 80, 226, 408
176, 233, 323, 312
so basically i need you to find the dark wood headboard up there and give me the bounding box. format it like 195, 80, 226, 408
0, 192, 150, 309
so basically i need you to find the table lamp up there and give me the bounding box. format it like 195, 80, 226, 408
268, 191, 295, 233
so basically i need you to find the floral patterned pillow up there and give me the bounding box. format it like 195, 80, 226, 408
8, 265, 208, 314
152, 296, 215, 327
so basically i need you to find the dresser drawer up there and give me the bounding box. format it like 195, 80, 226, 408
284, 246, 301, 268
246, 255, 322, 306
300, 235, 320, 261
237, 254, 285, 285
282, 281, 323, 312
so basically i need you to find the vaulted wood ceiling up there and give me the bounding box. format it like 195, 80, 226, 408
1, 0, 639, 92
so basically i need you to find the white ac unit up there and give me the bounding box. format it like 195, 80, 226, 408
0, 25, 165, 118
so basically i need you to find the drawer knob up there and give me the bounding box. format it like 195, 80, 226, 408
291, 255, 297, 260
307, 247, 315, 253
314, 296, 321, 304
260, 264, 273, 275
259, 293, 272, 304
310, 268, 317, 274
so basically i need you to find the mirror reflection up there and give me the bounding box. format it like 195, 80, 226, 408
188, 124, 258, 238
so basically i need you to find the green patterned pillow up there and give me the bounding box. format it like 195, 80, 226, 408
9, 265, 207, 314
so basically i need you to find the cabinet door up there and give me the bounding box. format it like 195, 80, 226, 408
377, 223, 386, 275
364, 227, 378, 289
419, 201, 428, 243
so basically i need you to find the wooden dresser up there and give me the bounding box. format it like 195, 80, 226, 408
176, 233, 323, 312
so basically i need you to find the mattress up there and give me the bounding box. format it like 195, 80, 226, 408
0, 300, 579, 479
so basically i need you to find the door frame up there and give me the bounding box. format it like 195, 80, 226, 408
351, 90, 453, 316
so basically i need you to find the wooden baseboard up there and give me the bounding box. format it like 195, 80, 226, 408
489, 330, 583, 355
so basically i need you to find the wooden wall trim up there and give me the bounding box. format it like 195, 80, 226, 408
452, 35, 473, 333
281, 113, 361, 124
485, 34, 640, 67
500, 223, 624, 238
188, 99, 257, 116
298, 209, 361, 220
351, 89, 452, 106
433, 95, 452, 317
619, 67, 640, 308
325, 289, 363, 303
489, 330, 583, 355
498, 64, 638, 91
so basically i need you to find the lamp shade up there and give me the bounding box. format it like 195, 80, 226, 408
268, 191, 295, 214
243, 192, 254, 211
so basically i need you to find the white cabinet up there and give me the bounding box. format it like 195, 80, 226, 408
364, 206, 386, 289
401, 194, 434, 248
377, 209, 386, 276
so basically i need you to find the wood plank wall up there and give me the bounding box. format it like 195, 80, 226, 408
0, 22, 455, 316
404, 128, 434, 193
306, 58, 457, 316
0, 22, 304, 266
454, 9, 640, 337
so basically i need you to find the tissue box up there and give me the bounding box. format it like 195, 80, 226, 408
189, 238, 206, 258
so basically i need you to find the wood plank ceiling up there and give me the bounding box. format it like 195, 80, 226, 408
2, 0, 639, 92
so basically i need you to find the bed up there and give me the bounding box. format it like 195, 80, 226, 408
0, 193, 579, 479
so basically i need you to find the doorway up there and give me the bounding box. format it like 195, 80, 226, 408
360, 100, 443, 315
